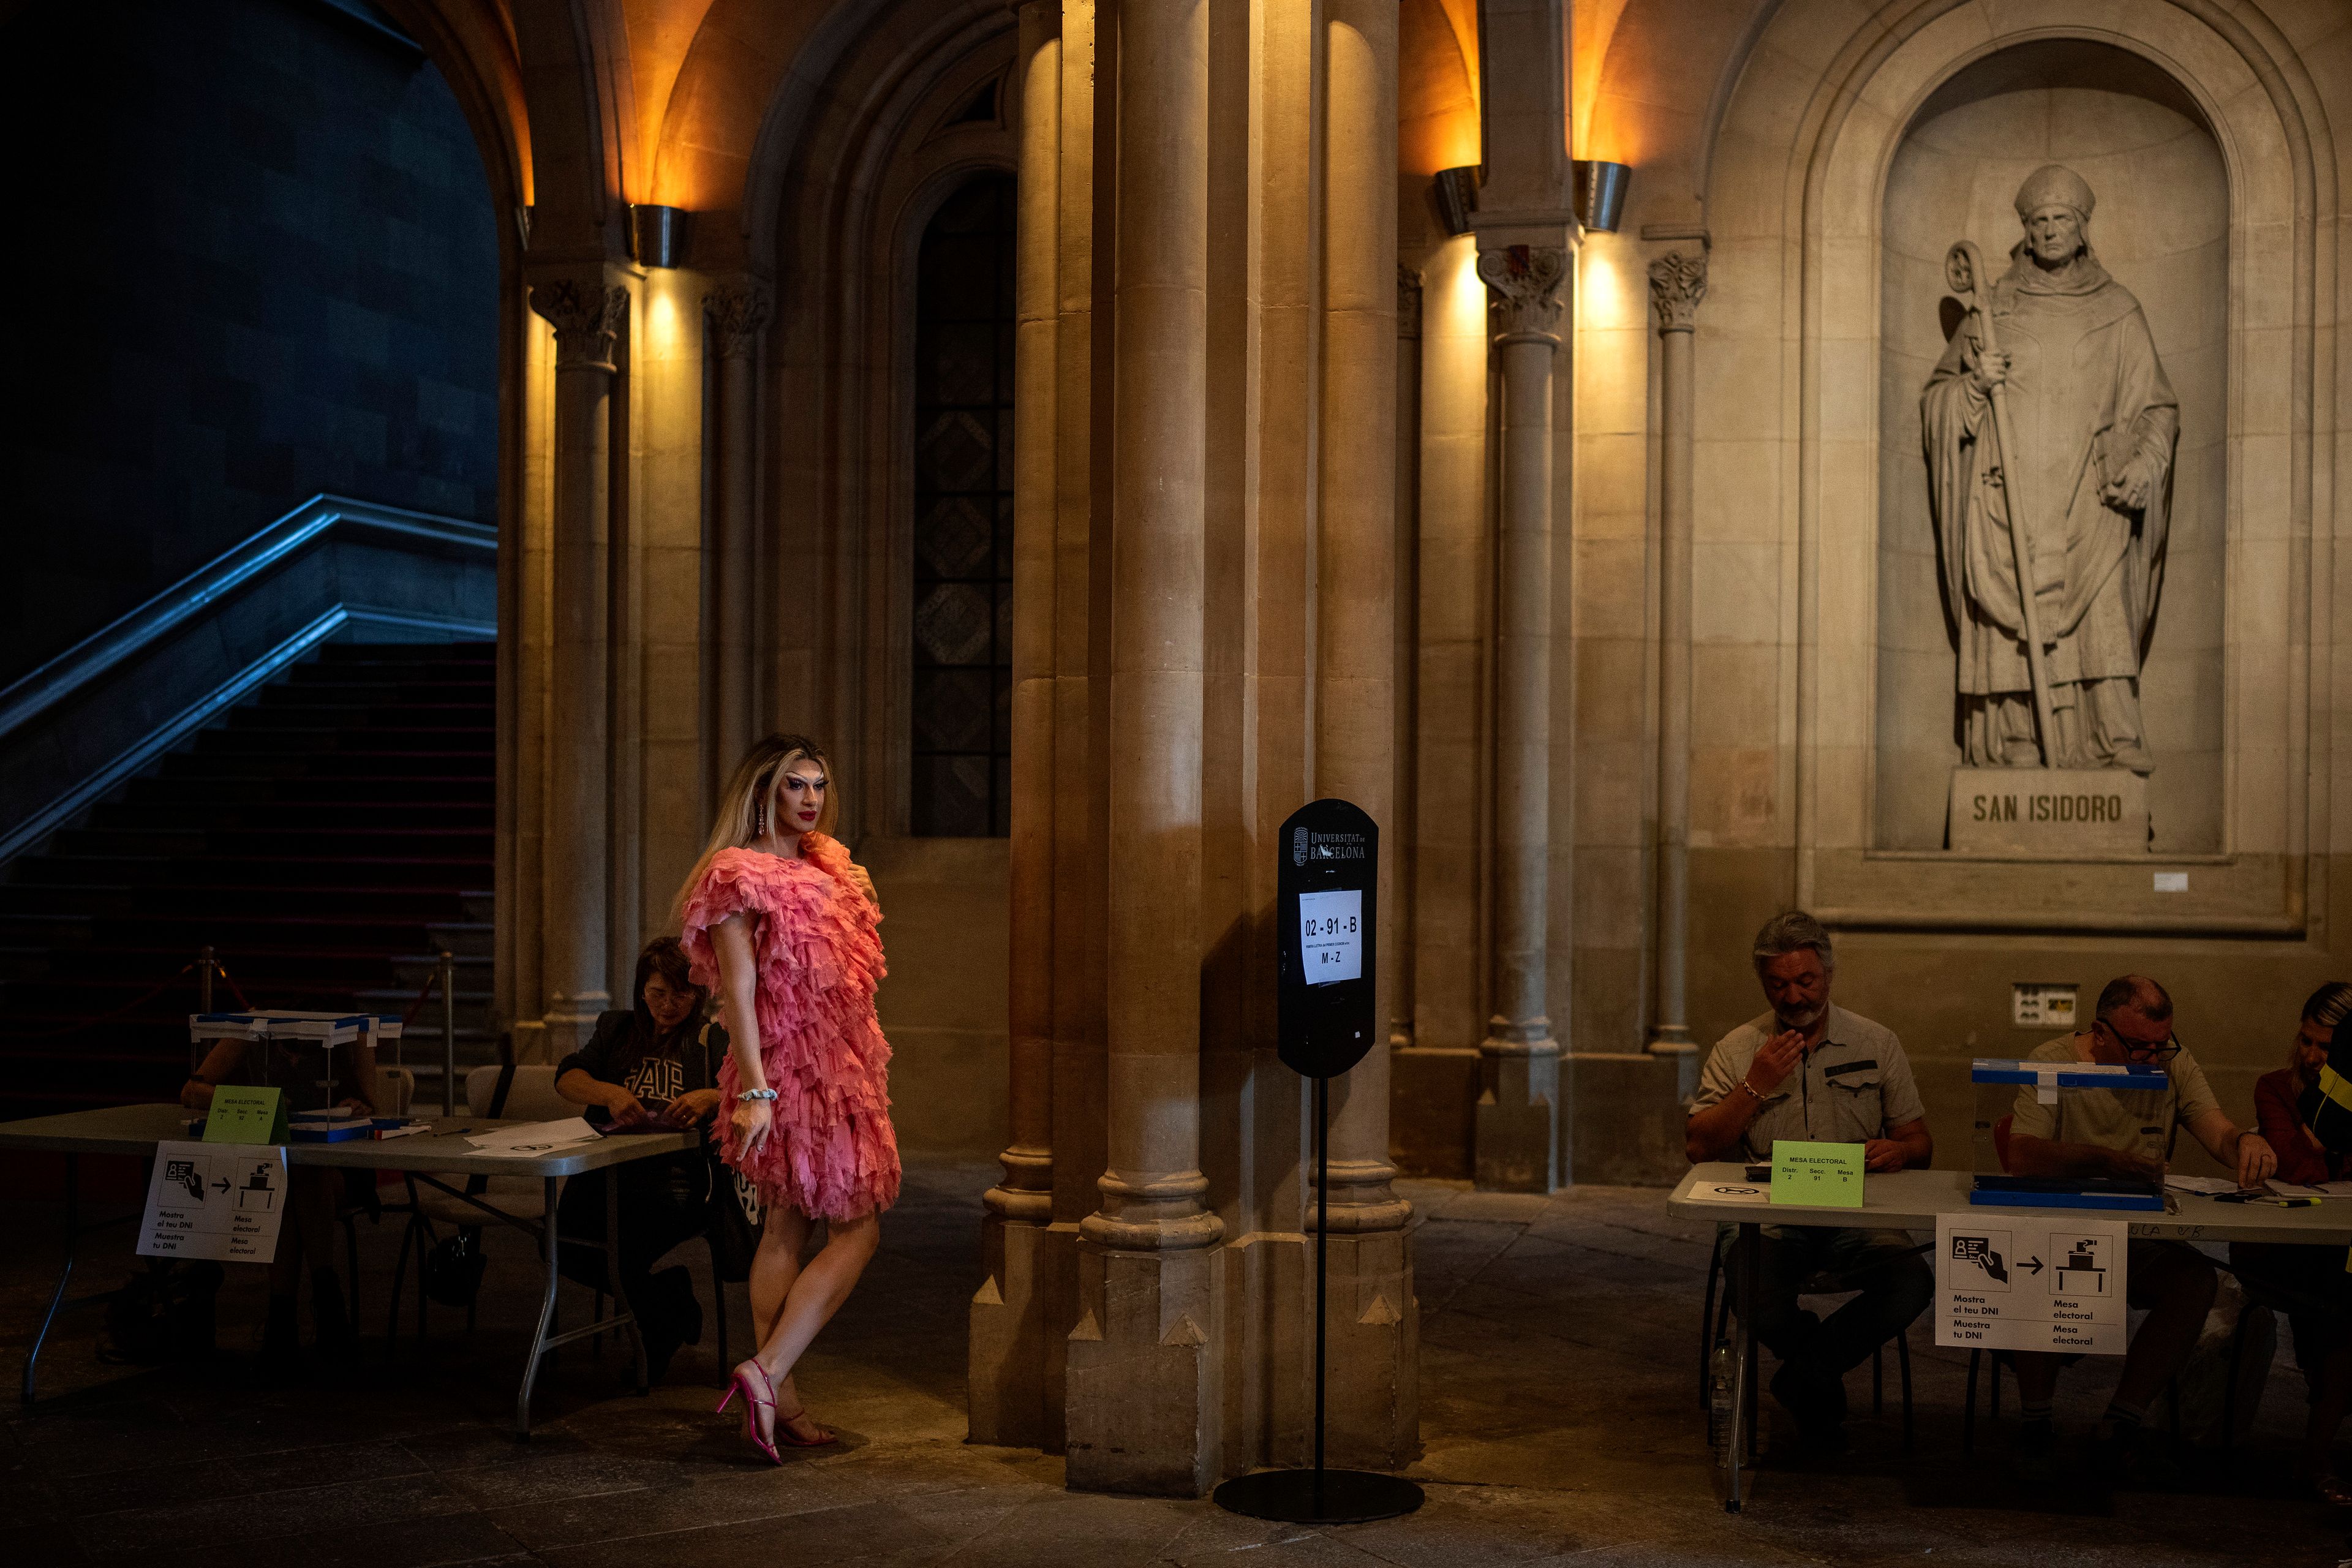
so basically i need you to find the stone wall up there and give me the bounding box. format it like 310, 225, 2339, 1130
0, 0, 497, 685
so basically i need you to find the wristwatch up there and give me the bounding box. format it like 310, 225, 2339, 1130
736, 1088, 778, 1102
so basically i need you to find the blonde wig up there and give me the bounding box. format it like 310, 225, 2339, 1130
670, 733, 838, 924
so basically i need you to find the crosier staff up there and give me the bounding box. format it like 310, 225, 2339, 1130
1945, 239, 2059, 766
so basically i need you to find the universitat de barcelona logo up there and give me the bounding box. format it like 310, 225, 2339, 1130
1292, 825, 1310, 867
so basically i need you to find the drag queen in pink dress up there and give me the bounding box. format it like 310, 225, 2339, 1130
677, 733, 899, 1461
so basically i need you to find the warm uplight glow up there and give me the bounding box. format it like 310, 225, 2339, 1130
1401, 0, 1481, 177
1571, 0, 1634, 160
1578, 100, 1649, 170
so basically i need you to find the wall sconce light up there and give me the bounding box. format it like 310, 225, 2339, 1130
1572, 161, 1631, 234
629, 205, 687, 269
1432, 166, 1482, 238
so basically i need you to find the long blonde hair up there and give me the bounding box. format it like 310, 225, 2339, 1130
671, 734, 839, 924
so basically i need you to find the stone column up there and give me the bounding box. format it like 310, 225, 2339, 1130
1065, 0, 1225, 1497
971, 0, 1059, 1451
706, 281, 771, 797
1646, 251, 1705, 1063
1391, 265, 1422, 1053
1472, 240, 1566, 1191
527, 274, 628, 1058
1314, 0, 1415, 1468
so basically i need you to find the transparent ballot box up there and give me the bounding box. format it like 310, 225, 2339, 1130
1969, 1058, 2168, 1212
189, 1010, 398, 1113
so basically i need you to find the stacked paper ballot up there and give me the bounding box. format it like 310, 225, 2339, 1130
2268, 1178, 2352, 1199
466, 1119, 602, 1158
290, 1107, 374, 1142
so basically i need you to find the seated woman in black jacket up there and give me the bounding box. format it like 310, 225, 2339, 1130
554, 935, 725, 1380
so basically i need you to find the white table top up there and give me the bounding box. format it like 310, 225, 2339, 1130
0, 1102, 699, 1177
1668, 1162, 2352, 1245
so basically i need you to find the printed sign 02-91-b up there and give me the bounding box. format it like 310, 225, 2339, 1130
1276, 799, 1379, 1079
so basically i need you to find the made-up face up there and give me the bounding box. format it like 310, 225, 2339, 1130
777, 760, 827, 834
1758, 949, 1830, 1033
2023, 204, 2084, 267
642, 970, 696, 1033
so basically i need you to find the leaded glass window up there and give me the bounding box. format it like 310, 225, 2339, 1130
909, 175, 1015, 837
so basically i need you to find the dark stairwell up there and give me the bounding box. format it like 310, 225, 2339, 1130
0, 641, 496, 1120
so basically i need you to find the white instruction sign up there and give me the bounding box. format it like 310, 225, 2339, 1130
1936, 1212, 2127, 1355
2010, 982, 2076, 1028
138, 1139, 289, 1262
1297, 889, 1363, 986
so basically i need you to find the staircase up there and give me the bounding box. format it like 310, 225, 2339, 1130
0, 641, 497, 1120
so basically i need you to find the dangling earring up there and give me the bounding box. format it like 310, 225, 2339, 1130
754, 797, 766, 839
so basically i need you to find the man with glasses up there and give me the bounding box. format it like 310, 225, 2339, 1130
2004, 974, 2275, 1479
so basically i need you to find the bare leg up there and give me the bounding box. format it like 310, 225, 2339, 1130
748, 1205, 811, 1347
753, 1210, 882, 1441
736, 1207, 811, 1448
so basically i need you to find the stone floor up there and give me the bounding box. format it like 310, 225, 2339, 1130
3, 1158, 2346, 1566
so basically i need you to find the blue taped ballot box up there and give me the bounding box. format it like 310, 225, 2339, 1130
1969, 1057, 2169, 1212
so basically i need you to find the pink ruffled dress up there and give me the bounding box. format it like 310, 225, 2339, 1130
679, 835, 900, 1221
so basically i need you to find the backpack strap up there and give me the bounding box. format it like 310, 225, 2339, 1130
485, 1060, 518, 1118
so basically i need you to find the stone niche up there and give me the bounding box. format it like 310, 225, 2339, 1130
1784, 0, 2323, 934
1875, 40, 2226, 856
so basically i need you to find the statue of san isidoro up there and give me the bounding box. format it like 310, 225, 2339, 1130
1922, 164, 2180, 774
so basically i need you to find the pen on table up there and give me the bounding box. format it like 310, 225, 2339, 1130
2270, 1196, 2320, 1208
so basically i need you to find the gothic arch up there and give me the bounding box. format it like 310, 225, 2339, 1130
745, 1, 1019, 839
1697, 0, 2339, 932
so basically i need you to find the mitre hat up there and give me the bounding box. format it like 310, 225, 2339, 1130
2014, 164, 2095, 222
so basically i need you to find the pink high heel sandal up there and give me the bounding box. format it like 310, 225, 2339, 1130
716, 1359, 782, 1465
769, 1372, 840, 1449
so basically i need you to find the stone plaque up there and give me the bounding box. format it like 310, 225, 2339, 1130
1947, 768, 2146, 854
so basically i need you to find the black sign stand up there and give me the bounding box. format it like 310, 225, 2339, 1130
1213, 799, 1425, 1526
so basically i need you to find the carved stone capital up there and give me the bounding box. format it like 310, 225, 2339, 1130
1648, 250, 1708, 334
1396, 265, 1423, 340
528, 279, 629, 371
706, 282, 774, 360
1476, 243, 1567, 342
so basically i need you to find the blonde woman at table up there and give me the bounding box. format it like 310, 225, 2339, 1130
677, 733, 897, 1463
